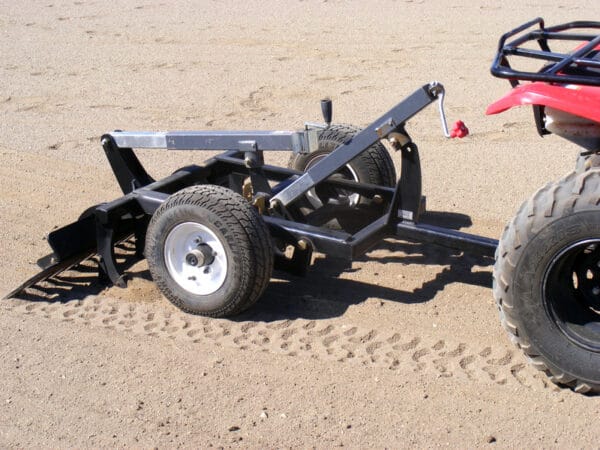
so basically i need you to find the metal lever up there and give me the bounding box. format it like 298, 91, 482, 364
437, 87, 451, 137
430, 82, 468, 139
321, 98, 332, 126
305, 98, 333, 131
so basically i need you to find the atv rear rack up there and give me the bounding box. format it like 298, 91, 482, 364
491, 17, 600, 87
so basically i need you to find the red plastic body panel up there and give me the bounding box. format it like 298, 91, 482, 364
486, 82, 600, 123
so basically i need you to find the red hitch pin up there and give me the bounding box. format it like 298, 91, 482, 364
450, 120, 469, 138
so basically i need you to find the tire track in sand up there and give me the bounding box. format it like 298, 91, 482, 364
1, 296, 554, 392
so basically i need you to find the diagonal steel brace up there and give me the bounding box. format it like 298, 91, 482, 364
269, 83, 441, 208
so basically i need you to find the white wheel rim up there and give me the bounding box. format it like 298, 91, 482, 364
163, 222, 228, 296
305, 156, 361, 207
342, 163, 360, 206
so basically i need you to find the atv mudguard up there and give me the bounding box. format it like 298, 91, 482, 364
486, 82, 600, 124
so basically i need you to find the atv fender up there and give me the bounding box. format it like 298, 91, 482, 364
486, 82, 600, 124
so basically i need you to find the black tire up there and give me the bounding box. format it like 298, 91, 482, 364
494, 169, 600, 393
288, 124, 396, 230
288, 123, 397, 195
145, 185, 273, 317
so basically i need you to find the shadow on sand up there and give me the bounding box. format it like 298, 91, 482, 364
9, 211, 495, 321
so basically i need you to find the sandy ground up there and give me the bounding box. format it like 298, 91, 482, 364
1, 0, 600, 447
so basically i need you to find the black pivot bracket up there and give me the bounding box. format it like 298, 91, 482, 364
102, 134, 154, 195
388, 141, 422, 225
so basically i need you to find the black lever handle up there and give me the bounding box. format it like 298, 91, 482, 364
321, 98, 332, 125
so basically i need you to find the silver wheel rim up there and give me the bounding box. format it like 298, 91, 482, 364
305, 155, 361, 208
164, 222, 228, 296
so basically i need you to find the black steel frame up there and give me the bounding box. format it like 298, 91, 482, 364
491, 17, 600, 87
5, 82, 498, 299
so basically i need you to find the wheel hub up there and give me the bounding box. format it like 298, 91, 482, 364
573, 245, 600, 311
164, 222, 228, 296
544, 239, 600, 352
185, 244, 215, 268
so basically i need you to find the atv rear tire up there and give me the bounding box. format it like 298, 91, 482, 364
494, 169, 600, 393
145, 185, 273, 317
575, 152, 600, 173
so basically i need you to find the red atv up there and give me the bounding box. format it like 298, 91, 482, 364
487, 18, 600, 393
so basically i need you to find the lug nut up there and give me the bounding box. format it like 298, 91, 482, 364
297, 239, 308, 251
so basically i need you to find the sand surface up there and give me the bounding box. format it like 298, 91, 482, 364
1, 0, 600, 447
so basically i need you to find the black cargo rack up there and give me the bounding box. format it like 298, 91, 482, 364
491, 17, 600, 87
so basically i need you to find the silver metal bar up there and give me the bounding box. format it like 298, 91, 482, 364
111, 131, 167, 149
432, 83, 450, 138
108, 130, 317, 153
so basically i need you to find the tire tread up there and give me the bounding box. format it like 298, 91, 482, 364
493, 169, 600, 393
146, 185, 273, 317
